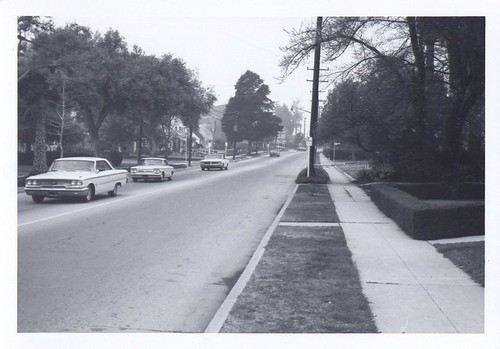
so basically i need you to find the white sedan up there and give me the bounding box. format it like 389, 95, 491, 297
200, 154, 229, 171
130, 157, 174, 182
24, 157, 129, 203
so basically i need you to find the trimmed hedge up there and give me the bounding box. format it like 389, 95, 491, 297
366, 183, 484, 240
391, 182, 484, 200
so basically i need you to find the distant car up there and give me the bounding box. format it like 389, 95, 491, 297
24, 157, 128, 203
130, 157, 174, 182
269, 149, 281, 157
200, 153, 229, 170
297, 146, 307, 151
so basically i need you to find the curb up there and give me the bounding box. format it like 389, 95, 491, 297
204, 184, 300, 333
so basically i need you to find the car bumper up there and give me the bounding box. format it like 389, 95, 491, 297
131, 173, 162, 179
25, 187, 89, 197
200, 163, 224, 168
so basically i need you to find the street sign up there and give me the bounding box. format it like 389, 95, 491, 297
306, 137, 313, 146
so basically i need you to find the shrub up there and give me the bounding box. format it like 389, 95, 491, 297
354, 165, 397, 184
18, 152, 34, 165
296, 166, 330, 184
104, 150, 123, 166
18, 151, 94, 166
322, 148, 333, 159
322, 147, 371, 161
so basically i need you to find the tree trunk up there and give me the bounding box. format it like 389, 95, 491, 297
137, 117, 144, 163
442, 19, 483, 159
83, 106, 102, 156
89, 129, 101, 157
31, 112, 48, 175
188, 126, 193, 166
407, 17, 428, 137
149, 116, 157, 157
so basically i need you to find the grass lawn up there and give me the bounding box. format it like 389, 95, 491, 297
433, 241, 484, 287
221, 226, 378, 333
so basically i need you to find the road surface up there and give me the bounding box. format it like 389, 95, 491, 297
18, 151, 306, 332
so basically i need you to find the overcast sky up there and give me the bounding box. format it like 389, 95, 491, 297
50, 16, 318, 109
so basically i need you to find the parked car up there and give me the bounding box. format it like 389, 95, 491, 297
24, 157, 128, 203
200, 153, 229, 171
130, 157, 174, 182
269, 148, 281, 157
297, 146, 307, 151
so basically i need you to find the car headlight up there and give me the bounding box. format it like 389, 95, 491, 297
131, 168, 137, 173
153, 169, 161, 174
26, 179, 37, 186
67, 180, 83, 187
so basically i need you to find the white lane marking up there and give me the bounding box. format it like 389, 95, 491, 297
18, 189, 162, 228
278, 222, 340, 227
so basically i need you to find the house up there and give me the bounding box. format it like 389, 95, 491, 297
198, 105, 227, 152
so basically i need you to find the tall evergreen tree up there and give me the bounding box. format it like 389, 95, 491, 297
222, 70, 282, 153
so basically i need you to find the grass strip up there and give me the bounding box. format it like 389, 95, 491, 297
433, 241, 484, 287
221, 226, 378, 333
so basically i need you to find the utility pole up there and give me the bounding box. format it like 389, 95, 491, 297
308, 16, 323, 177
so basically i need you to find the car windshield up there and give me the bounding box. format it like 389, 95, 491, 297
205, 154, 223, 159
141, 159, 164, 166
50, 160, 94, 172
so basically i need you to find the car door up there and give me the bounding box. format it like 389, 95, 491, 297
96, 160, 114, 193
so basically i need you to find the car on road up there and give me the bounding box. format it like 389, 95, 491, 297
24, 157, 128, 203
269, 148, 281, 157
130, 157, 174, 182
297, 146, 307, 151
200, 153, 229, 171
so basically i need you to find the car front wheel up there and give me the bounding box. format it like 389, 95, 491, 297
32, 195, 44, 203
82, 185, 94, 202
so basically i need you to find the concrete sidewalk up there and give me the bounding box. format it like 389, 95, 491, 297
206, 155, 484, 333
319, 155, 484, 333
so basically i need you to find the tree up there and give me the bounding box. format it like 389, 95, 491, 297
17, 16, 54, 57
45, 68, 87, 157
222, 70, 282, 154
22, 23, 124, 158
275, 102, 302, 147
179, 71, 217, 166
72, 28, 130, 156
18, 16, 56, 174
281, 17, 484, 181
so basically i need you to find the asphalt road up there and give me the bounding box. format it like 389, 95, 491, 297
17, 151, 306, 333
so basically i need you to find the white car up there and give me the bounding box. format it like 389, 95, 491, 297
200, 153, 229, 171
269, 149, 281, 157
24, 157, 128, 203
130, 157, 174, 182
